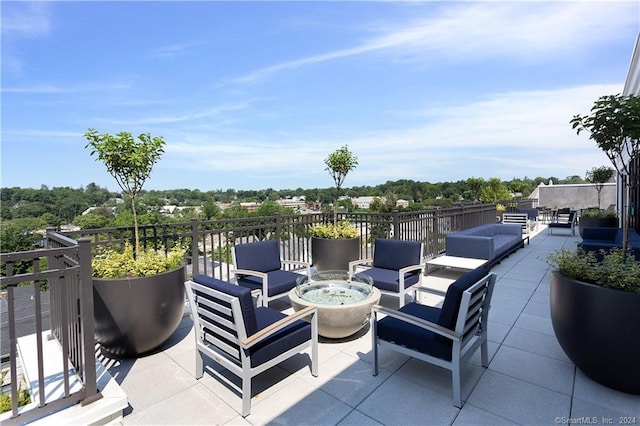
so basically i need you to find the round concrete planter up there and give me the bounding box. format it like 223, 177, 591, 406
550, 272, 640, 394
93, 266, 185, 357
311, 236, 360, 271
578, 216, 618, 238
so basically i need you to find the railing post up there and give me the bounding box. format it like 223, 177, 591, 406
78, 237, 101, 405
275, 214, 282, 245
191, 218, 200, 277
392, 211, 400, 239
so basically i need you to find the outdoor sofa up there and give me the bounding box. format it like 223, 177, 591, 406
579, 227, 640, 260
445, 223, 524, 266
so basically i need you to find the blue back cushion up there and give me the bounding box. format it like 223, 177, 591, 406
192, 275, 258, 335
438, 267, 489, 330
234, 240, 282, 272
373, 238, 422, 271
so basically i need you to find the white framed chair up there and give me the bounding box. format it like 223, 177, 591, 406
371, 267, 496, 407
185, 275, 318, 417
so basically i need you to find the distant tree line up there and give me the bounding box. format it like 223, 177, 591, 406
1, 174, 586, 257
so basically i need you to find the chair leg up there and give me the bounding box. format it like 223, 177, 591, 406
195, 350, 204, 379
452, 366, 462, 408
481, 339, 489, 368
241, 377, 251, 417
311, 314, 319, 377
372, 316, 379, 376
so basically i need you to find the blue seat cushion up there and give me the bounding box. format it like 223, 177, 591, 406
234, 240, 282, 272
355, 267, 420, 293
372, 238, 422, 271
376, 302, 452, 361
250, 307, 312, 367
192, 275, 258, 336
237, 269, 302, 296
438, 267, 489, 330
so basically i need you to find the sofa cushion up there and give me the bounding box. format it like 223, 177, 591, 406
356, 267, 421, 292
234, 240, 282, 272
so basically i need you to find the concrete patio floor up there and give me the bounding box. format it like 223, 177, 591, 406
100, 226, 640, 425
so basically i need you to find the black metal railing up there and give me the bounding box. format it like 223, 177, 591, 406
62, 203, 517, 281
0, 230, 100, 424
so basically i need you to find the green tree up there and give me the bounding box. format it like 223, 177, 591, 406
480, 178, 511, 203
571, 94, 640, 256
324, 145, 358, 225
466, 177, 485, 202
84, 128, 166, 254
202, 200, 221, 220
585, 166, 615, 209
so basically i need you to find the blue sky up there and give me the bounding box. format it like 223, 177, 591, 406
2, 1, 639, 192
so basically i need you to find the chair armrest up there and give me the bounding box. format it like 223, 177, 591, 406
250, 289, 263, 307
231, 269, 268, 281
241, 306, 317, 348
372, 304, 461, 341
413, 285, 446, 297
399, 263, 425, 275
281, 259, 311, 273
349, 258, 373, 274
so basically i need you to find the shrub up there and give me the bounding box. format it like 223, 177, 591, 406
580, 209, 617, 219
547, 247, 640, 292
92, 243, 185, 278
309, 221, 358, 239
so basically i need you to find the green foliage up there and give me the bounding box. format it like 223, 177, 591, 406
84, 129, 166, 253
0, 370, 31, 413
309, 221, 358, 239
91, 243, 185, 278
547, 248, 640, 292
480, 178, 511, 203
324, 145, 358, 200
580, 209, 617, 219
0, 222, 42, 276
585, 165, 615, 209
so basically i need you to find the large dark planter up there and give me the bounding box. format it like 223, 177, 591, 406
311, 237, 360, 271
93, 266, 185, 357
550, 272, 640, 394
578, 216, 618, 238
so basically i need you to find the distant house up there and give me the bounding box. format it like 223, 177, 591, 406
352, 196, 380, 209
396, 199, 409, 208
277, 196, 306, 210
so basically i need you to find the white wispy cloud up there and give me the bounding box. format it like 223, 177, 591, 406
223, 2, 637, 85
164, 83, 618, 184
149, 41, 204, 59
1, 2, 52, 37
1, 82, 131, 94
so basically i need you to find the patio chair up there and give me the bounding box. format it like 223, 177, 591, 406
548, 209, 577, 235
232, 239, 311, 307
371, 267, 496, 408
349, 238, 424, 308
185, 275, 318, 417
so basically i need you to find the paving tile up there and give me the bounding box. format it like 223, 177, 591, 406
122, 382, 237, 425
357, 373, 461, 425
512, 312, 555, 336
489, 345, 574, 395
337, 409, 383, 425
522, 300, 550, 318
453, 404, 517, 425
503, 325, 570, 362
247, 379, 353, 425
467, 370, 571, 425
487, 320, 512, 344
491, 284, 535, 301
488, 304, 524, 326
300, 353, 391, 408
573, 370, 640, 416
571, 397, 640, 424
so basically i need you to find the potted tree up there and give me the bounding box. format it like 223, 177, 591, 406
547, 248, 640, 394
545, 93, 640, 394
84, 129, 186, 357
579, 166, 617, 237
310, 145, 360, 271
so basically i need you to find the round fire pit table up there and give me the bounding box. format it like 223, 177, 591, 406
289, 270, 380, 339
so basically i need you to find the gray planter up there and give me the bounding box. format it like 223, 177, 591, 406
578, 216, 618, 238
311, 237, 360, 271
550, 272, 640, 394
93, 266, 185, 357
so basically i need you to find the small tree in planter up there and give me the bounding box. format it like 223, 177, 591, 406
83, 128, 185, 356
324, 145, 358, 226
571, 93, 640, 257
84, 129, 165, 255
310, 145, 359, 271
585, 165, 615, 210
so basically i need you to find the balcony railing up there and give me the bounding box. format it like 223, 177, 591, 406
0, 231, 100, 424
